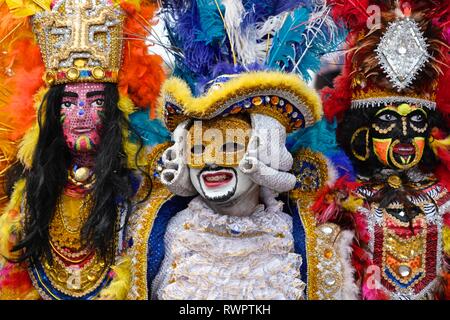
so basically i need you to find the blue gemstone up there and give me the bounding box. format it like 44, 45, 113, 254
78, 109, 85, 116
80, 70, 90, 77
79, 101, 85, 107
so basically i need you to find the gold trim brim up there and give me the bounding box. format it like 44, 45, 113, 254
159, 71, 323, 133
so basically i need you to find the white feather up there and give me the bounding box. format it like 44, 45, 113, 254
292, 3, 336, 73
222, 0, 288, 67
336, 230, 361, 300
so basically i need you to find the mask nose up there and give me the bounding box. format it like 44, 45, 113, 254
401, 117, 408, 136
78, 101, 86, 117
205, 163, 218, 169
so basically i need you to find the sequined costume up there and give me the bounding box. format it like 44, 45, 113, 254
321, 0, 450, 299
127, 0, 358, 300
0, 0, 165, 300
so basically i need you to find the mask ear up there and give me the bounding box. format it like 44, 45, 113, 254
351, 127, 370, 161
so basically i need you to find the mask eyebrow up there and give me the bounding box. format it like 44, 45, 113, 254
62, 92, 78, 98
86, 91, 105, 98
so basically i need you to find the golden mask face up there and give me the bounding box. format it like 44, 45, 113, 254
187, 115, 252, 169
370, 104, 428, 170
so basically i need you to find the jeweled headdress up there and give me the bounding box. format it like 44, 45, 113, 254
0, 0, 165, 205
33, 0, 125, 85
323, 0, 450, 119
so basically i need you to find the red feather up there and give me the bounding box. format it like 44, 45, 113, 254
327, 0, 370, 32
0, 262, 37, 299
436, 70, 450, 127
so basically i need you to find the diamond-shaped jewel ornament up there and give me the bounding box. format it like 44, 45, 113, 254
376, 18, 430, 92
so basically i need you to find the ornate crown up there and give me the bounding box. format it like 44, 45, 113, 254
32, 0, 125, 86
322, 0, 450, 121
350, 11, 438, 111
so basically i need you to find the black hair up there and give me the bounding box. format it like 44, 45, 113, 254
10, 83, 147, 264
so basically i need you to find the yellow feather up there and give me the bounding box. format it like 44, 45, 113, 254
16, 88, 47, 169
118, 94, 146, 169
342, 194, 364, 213
17, 122, 39, 169
429, 134, 450, 155
5, 0, 51, 17
98, 255, 132, 300
444, 226, 450, 256
113, 0, 141, 9
118, 95, 136, 118
0, 179, 25, 260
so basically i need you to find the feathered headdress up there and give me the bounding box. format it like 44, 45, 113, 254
323, 0, 450, 121
322, 0, 450, 187
0, 0, 165, 208
157, 0, 346, 133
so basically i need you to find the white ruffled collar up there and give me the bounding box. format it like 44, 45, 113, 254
152, 195, 305, 300
187, 196, 289, 237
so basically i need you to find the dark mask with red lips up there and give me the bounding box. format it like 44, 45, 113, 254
370, 103, 428, 171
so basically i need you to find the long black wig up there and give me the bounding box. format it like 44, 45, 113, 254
10, 83, 147, 264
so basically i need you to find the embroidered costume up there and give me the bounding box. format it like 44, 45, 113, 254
0, 0, 164, 300
127, 0, 358, 300
322, 0, 450, 299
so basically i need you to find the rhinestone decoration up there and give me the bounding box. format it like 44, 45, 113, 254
32, 0, 124, 85
376, 18, 430, 92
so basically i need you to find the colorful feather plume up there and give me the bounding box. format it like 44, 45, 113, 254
118, 1, 166, 115
0, 3, 43, 212
0, 0, 165, 213
267, 3, 346, 81
129, 110, 171, 146
159, 0, 343, 93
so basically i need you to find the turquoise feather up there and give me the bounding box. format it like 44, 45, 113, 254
129, 111, 171, 147
195, 0, 226, 45
266, 7, 310, 70
287, 119, 338, 155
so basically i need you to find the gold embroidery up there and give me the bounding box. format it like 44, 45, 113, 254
291, 148, 329, 208
32, 1, 124, 85
37, 251, 109, 299
49, 194, 90, 250
128, 186, 174, 300
351, 127, 370, 161
299, 204, 344, 300
34, 193, 113, 299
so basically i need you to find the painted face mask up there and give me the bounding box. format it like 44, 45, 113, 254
370, 103, 428, 170
61, 83, 105, 153
186, 116, 255, 203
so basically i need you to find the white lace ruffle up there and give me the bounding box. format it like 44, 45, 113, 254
152, 197, 305, 300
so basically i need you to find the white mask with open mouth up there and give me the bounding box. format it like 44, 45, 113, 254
189, 166, 255, 203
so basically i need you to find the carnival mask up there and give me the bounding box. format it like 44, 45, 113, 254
352, 103, 428, 170
187, 116, 255, 203
61, 83, 105, 153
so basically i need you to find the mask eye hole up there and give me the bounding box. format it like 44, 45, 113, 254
221, 142, 244, 153
91, 99, 105, 108
61, 102, 75, 109
191, 145, 205, 155
378, 113, 397, 122
410, 113, 425, 123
